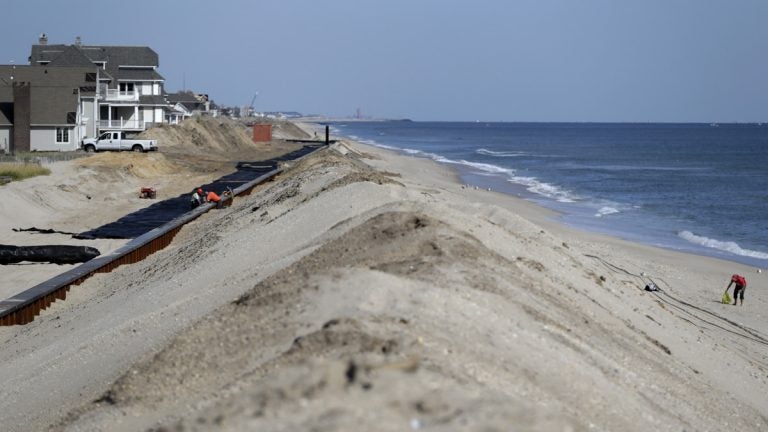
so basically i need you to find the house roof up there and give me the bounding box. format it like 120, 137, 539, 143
31, 44, 159, 66
166, 91, 201, 103
115, 68, 164, 81
45, 45, 96, 67
139, 95, 168, 105
30, 44, 164, 84
166, 91, 207, 111
30, 86, 80, 125
0, 65, 98, 126
169, 102, 192, 116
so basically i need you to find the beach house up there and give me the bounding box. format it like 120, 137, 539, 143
0, 35, 177, 153
29, 35, 168, 135
165, 91, 213, 124
0, 65, 99, 152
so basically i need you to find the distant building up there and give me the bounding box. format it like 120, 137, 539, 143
165, 91, 212, 123
260, 111, 303, 119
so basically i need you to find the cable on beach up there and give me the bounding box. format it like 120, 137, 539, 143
583, 254, 768, 348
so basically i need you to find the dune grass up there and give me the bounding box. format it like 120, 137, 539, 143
0, 162, 51, 183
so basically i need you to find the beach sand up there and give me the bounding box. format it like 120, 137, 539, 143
0, 126, 766, 431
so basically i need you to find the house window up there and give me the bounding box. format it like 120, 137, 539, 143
119, 82, 135, 95
56, 127, 70, 144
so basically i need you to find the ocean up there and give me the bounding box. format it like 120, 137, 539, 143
332, 121, 768, 268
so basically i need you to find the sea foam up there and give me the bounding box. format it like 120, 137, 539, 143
398, 149, 578, 203
339, 128, 578, 204
678, 231, 768, 260
476, 148, 527, 157
595, 207, 620, 217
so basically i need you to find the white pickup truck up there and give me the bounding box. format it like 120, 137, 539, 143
82, 131, 158, 153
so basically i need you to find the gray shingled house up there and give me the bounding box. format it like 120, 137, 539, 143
29, 35, 168, 135
165, 90, 212, 123
0, 65, 98, 152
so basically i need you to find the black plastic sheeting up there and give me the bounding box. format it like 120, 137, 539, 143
0, 245, 101, 265
77, 145, 323, 240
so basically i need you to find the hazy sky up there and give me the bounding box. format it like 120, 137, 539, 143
2, 0, 766, 122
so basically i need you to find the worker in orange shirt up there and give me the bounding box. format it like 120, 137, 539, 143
206, 190, 221, 206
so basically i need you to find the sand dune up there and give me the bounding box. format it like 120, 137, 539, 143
1, 132, 766, 431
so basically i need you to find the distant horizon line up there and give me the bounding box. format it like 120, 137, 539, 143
299, 116, 767, 125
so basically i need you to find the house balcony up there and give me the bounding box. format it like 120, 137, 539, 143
98, 119, 148, 131
105, 89, 140, 102
98, 85, 140, 102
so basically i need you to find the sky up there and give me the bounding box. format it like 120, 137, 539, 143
2, 0, 766, 122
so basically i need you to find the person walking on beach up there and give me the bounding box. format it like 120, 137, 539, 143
724, 274, 747, 306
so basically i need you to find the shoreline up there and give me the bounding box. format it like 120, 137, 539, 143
340, 133, 761, 275
457, 161, 768, 270
300, 119, 755, 271
327, 122, 767, 270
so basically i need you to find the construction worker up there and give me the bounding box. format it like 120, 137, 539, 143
725, 274, 747, 306
206, 190, 221, 207
190, 188, 203, 209
221, 187, 234, 206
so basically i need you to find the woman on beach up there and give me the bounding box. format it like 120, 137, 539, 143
725, 274, 747, 306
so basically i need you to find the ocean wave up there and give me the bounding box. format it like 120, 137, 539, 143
400, 148, 452, 163
455, 160, 517, 176
373, 142, 401, 151
476, 148, 528, 157
678, 231, 768, 260
405, 151, 578, 203
509, 176, 577, 203
345, 140, 578, 204
351, 136, 400, 151
595, 207, 620, 217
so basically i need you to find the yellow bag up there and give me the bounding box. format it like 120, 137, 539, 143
722, 292, 731, 304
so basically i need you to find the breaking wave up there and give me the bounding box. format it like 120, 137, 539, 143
388, 148, 578, 203
678, 231, 768, 260
595, 207, 620, 217
335, 129, 579, 204
476, 148, 528, 157
347, 135, 400, 151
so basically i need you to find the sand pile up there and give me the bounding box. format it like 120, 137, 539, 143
2, 139, 764, 431
139, 116, 253, 152
139, 117, 306, 160
269, 119, 313, 140
73, 152, 185, 178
